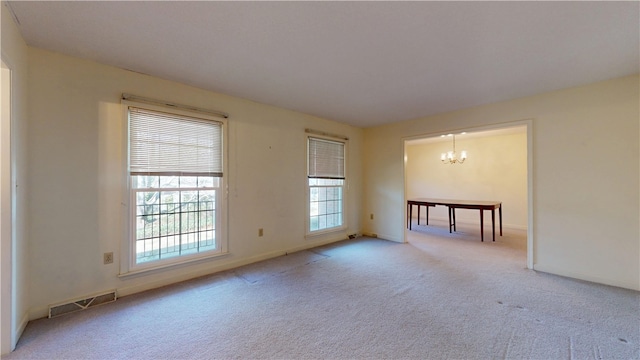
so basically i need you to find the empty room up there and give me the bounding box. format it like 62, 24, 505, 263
1, 2, 638, 359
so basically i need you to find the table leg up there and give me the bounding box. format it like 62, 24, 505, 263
480, 209, 484, 242
417, 205, 421, 226
452, 207, 456, 231
409, 203, 412, 230
448, 207, 457, 232
426, 206, 429, 225
491, 209, 496, 242
499, 204, 503, 236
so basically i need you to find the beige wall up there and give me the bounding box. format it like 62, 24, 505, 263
1, 5, 30, 353
406, 131, 528, 229
26, 48, 363, 319
363, 75, 640, 290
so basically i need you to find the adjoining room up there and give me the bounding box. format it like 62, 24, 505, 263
404, 124, 529, 266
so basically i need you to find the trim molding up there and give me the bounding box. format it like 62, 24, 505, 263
15, 311, 28, 350
29, 234, 353, 320
533, 264, 640, 291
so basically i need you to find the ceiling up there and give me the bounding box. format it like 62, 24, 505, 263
6, 1, 639, 128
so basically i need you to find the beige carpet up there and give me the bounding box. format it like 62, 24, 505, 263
3, 220, 639, 359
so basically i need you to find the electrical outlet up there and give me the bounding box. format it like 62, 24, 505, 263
258, 228, 263, 237
370, 213, 374, 220
103, 252, 113, 264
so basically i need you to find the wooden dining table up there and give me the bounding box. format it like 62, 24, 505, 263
407, 198, 502, 242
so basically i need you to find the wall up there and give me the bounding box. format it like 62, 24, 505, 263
1, 3, 30, 353
363, 75, 640, 291
27, 48, 363, 319
406, 131, 528, 229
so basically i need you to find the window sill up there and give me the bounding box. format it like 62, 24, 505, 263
305, 226, 347, 239
118, 251, 229, 279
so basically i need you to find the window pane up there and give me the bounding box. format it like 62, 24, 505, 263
160, 176, 178, 188
134, 188, 220, 265
180, 176, 198, 188
198, 176, 213, 188
200, 190, 215, 205
318, 201, 326, 216
326, 200, 335, 214
310, 216, 319, 231
318, 215, 326, 229
318, 188, 327, 201
308, 184, 344, 232
133, 175, 159, 189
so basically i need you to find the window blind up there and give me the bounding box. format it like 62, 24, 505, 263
308, 137, 345, 179
129, 107, 223, 176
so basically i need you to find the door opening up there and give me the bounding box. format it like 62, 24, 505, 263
403, 122, 533, 269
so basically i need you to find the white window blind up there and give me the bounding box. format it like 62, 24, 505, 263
308, 137, 345, 179
129, 107, 223, 176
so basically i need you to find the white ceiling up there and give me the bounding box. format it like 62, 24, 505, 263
6, 1, 639, 128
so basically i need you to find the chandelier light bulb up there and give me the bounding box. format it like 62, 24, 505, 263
441, 134, 467, 164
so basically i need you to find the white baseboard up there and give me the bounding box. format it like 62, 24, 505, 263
29, 308, 46, 321
360, 231, 402, 243
15, 311, 29, 348
376, 233, 402, 243
117, 236, 349, 298
30, 234, 352, 320
8, 311, 30, 351
533, 264, 640, 291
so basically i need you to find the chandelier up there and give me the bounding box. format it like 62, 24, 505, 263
441, 134, 467, 164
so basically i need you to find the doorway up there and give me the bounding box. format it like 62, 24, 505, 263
403, 121, 533, 269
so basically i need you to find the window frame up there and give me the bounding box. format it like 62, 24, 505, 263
305, 134, 347, 236
120, 100, 228, 276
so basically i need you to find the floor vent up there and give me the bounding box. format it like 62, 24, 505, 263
48, 290, 117, 318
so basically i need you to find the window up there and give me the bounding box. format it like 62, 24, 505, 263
127, 105, 227, 270
307, 136, 346, 234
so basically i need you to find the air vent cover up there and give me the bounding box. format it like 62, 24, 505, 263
48, 290, 117, 318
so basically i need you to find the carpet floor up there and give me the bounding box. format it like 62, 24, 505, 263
3, 220, 639, 359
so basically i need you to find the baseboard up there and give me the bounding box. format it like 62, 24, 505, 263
27, 234, 353, 321
29, 306, 49, 321
116, 234, 350, 299
360, 231, 402, 243
533, 264, 640, 291
13, 311, 29, 351
376, 233, 402, 243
